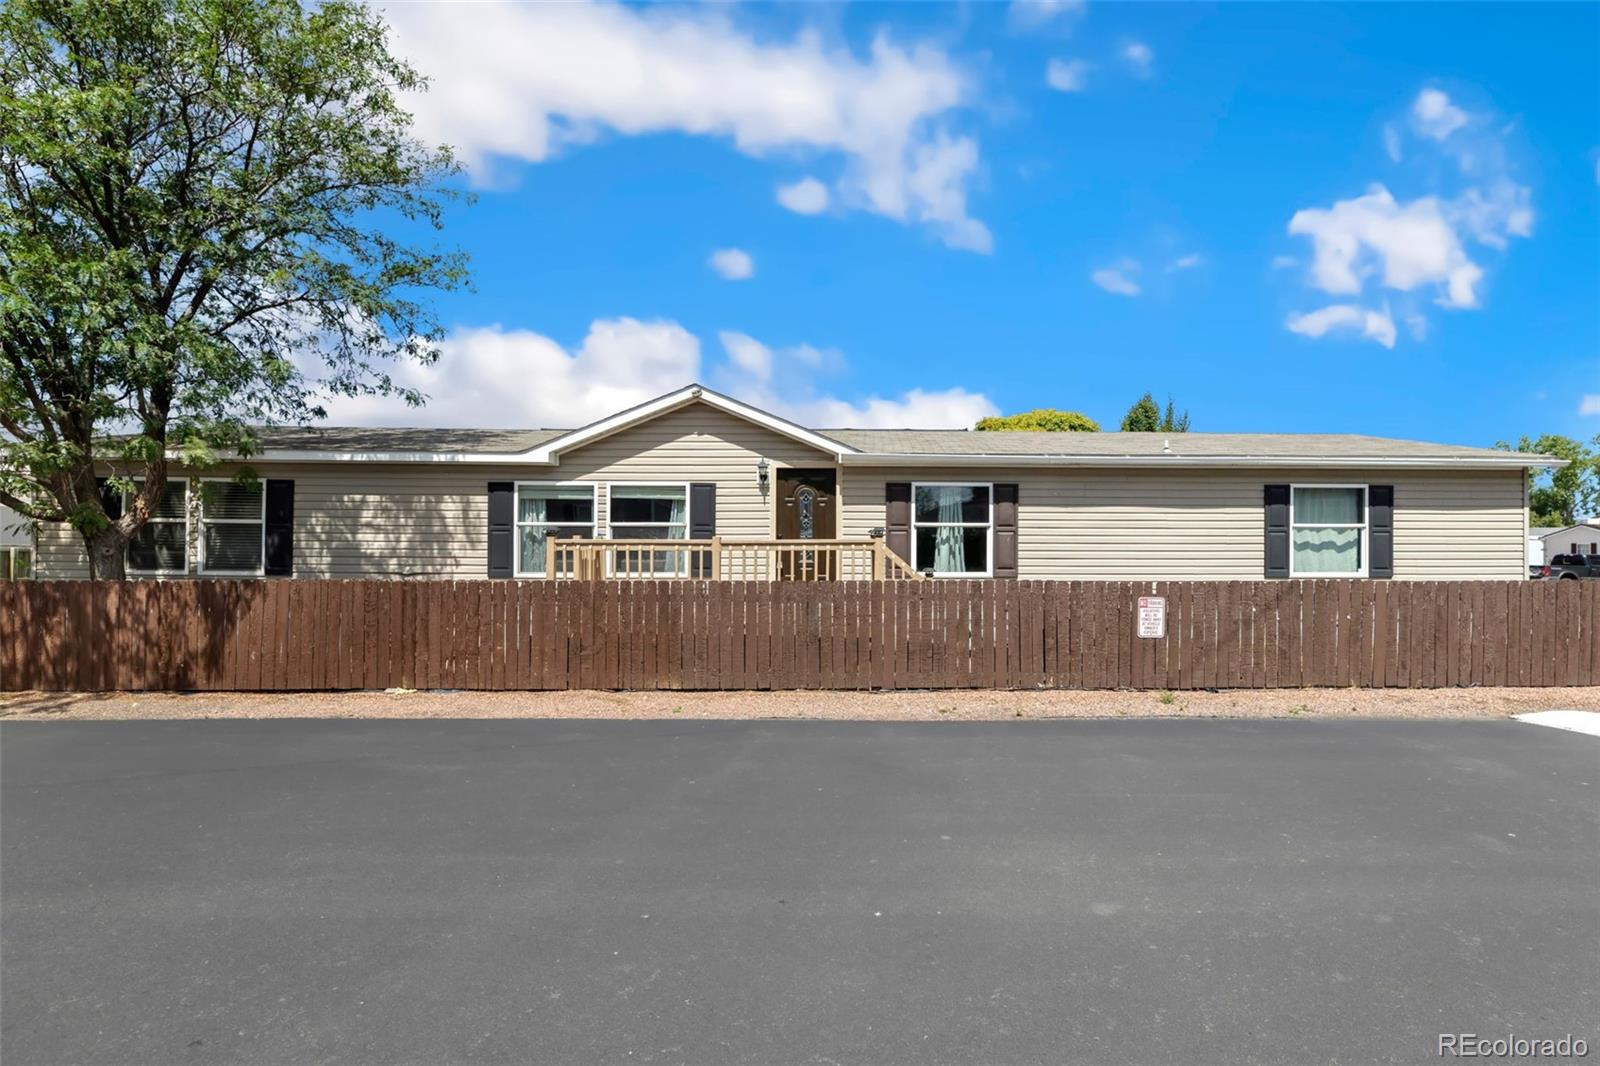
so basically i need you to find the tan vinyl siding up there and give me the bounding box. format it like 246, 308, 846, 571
550, 404, 833, 534
36, 403, 834, 579
841, 466, 1526, 580
35, 522, 91, 579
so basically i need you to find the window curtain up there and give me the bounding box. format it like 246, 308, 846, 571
668, 492, 687, 538
934, 488, 966, 573
1295, 488, 1359, 524
519, 495, 547, 573
1293, 488, 1361, 573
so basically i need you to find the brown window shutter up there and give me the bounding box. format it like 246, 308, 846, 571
993, 483, 1019, 578
885, 482, 911, 563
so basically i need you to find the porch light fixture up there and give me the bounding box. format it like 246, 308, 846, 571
756, 457, 770, 491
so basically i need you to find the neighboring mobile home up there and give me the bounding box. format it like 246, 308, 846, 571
34, 384, 1558, 582
1538, 522, 1600, 561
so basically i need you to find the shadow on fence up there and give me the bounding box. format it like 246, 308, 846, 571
1, 578, 1596, 693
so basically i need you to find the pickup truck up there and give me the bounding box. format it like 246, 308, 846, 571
1541, 553, 1600, 579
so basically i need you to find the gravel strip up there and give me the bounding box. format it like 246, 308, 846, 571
3, 686, 1598, 721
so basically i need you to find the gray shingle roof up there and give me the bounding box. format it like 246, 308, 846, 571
821, 430, 1523, 461
244, 426, 564, 453
235, 424, 1545, 464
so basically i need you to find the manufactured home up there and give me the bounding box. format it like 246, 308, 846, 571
34, 384, 1556, 582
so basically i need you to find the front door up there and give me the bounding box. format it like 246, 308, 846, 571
776, 469, 837, 579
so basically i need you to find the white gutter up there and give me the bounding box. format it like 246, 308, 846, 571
194, 449, 1563, 469
836, 453, 1566, 470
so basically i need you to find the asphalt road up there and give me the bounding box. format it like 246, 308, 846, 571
2, 719, 1596, 1066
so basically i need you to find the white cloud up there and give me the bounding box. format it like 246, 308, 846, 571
1288, 185, 1484, 309
1271, 254, 1298, 270
316, 318, 994, 430
1090, 259, 1141, 296
719, 330, 772, 380
895, 132, 993, 253
1285, 87, 1532, 346
1008, 0, 1086, 31
319, 318, 701, 428
1581, 394, 1600, 417
712, 331, 996, 427
799, 388, 999, 429
1121, 41, 1153, 77
1383, 123, 1402, 163
1045, 58, 1089, 92
708, 248, 755, 280
1402, 309, 1429, 341
1448, 180, 1533, 249
1411, 88, 1469, 141
1285, 304, 1397, 349
776, 176, 830, 215
1166, 253, 1202, 272
383, 1, 990, 251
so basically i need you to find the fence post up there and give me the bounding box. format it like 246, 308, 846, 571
873, 540, 886, 581
710, 536, 723, 580
546, 534, 558, 580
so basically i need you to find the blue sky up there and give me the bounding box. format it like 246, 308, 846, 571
338, 1, 1600, 446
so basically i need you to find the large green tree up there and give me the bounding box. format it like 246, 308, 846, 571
975, 408, 1100, 432
1120, 392, 1189, 432
1495, 434, 1599, 527
1, 0, 466, 576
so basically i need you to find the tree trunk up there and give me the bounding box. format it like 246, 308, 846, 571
84, 526, 129, 580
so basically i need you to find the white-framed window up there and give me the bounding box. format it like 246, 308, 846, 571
515, 482, 598, 577
199, 479, 265, 575
606, 483, 689, 540
911, 482, 993, 577
1, 547, 32, 581
126, 479, 189, 575
1290, 484, 1367, 577
607, 483, 691, 576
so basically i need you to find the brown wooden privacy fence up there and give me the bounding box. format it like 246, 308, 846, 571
1, 579, 1596, 693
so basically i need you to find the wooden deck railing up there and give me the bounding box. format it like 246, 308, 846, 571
545, 536, 923, 581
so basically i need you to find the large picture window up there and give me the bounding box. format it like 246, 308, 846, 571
200, 480, 265, 574
126, 479, 189, 574
1290, 485, 1367, 576
516, 483, 597, 576
912, 483, 992, 577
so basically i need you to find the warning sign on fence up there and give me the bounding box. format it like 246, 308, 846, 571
1137, 596, 1166, 639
